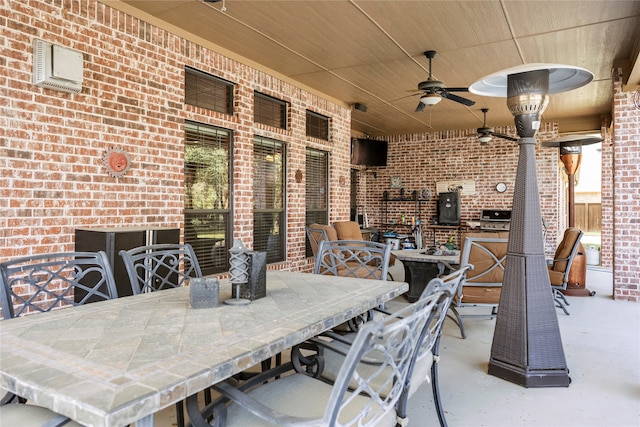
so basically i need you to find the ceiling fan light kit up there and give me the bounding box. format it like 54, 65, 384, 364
410, 50, 475, 112
420, 94, 441, 106
478, 134, 492, 144
470, 63, 593, 389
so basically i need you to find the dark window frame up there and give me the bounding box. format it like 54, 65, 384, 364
253, 136, 286, 263
306, 110, 330, 141
184, 121, 233, 275
305, 148, 329, 257
185, 66, 234, 115
254, 92, 288, 129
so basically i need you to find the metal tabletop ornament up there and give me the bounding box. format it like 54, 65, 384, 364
226, 239, 251, 305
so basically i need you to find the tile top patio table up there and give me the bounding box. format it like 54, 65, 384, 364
0, 271, 407, 427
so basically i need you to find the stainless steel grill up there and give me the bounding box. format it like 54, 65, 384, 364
480, 209, 511, 231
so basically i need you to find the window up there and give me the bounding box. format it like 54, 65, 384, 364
185, 67, 234, 114
184, 122, 232, 275
254, 137, 286, 263
306, 110, 329, 140
254, 92, 288, 129
305, 148, 329, 257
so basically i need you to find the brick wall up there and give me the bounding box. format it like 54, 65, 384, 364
0, 0, 351, 273
354, 124, 562, 255
611, 68, 640, 301
1, 0, 636, 296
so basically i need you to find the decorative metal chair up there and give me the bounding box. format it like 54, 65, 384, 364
313, 239, 392, 281
548, 227, 584, 315
312, 239, 393, 331
447, 233, 509, 339
119, 243, 202, 294
0, 251, 117, 427
185, 286, 445, 427
293, 265, 472, 427
119, 243, 203, 427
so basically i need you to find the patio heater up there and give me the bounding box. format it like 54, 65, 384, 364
542, 133, 602, 296
470, 63, 593, 387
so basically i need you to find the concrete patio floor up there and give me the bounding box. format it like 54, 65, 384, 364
156, 266, 639, 427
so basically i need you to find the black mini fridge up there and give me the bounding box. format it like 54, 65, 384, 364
75, 227, 180, 299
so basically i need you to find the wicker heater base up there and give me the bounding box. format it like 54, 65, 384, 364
470, 63, 593, 389
487, 136, 571, 388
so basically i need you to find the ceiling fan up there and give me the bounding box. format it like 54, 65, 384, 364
412, 50, 475, 112
476, 108, 518, 144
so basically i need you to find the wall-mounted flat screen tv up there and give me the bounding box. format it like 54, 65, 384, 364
350, 138, 388, 167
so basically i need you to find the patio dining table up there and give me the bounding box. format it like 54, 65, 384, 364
0, 271, 407, 427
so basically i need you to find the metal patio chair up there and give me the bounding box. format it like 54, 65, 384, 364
0, 251, 117, 427
447, 233, 509, 339
293, 265, 472, 427
119, 243, 203, 294
185, 285, 444, 427
548, 227, 584, 315
119, 243, 203, 427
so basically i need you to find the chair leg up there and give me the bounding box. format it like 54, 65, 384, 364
176, 401, 185, 427
431, 336, 448, 427
553, 290, 570, 315
446, 307, 466, 339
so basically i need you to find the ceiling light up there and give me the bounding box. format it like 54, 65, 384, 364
479, 135, 492, 144
420, 94, 441, 106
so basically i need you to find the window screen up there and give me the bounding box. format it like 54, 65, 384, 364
306, 110, 329, 140
254, 137, 286, 263
185, 67, 234, 114
254, 92, 287, 129
305, 148, 329, 257
184, 121, 232, 274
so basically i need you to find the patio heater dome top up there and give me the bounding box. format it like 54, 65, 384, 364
469, 63, 594, 97
541, 133, 603, 148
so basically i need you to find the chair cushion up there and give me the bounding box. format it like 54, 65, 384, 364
551, 228, 582, 272
461, 232, 509, 283
333, 221, 364, 240
310, 223, 339, 241
0, 404, 83, 427
548, 268, 566, 286
224, 373, 397, 427
458, 286, 502, 304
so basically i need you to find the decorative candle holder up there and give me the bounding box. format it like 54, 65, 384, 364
189, 277, 219, 309
234, 251, 267, 301
226, 239, 251, 305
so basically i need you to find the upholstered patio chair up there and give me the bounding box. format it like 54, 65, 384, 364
448, 232, 509, 339
293, 264, 472, 427
0, 251, 117, 427
548, 227, 584, 315
185, 285, 445, 427
306, 223, 338, 257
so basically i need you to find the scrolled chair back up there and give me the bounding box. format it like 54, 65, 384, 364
119, 243, 202, 294
0, 251, 117, 319
313, 239, 392, 281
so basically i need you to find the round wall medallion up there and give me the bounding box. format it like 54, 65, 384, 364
496, 182, 507, 193
102, 147, 131, 178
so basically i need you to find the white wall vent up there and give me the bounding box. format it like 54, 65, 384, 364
32, 39, 83, 94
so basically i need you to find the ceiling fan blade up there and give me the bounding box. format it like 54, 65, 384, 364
442, 92, 475, 106
491, 132, 519, 142
444, 87, 470, 92
389, 93, 422, 102
415, 101, 426, 113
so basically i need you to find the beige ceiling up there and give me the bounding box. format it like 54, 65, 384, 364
106, 0, 640, 137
